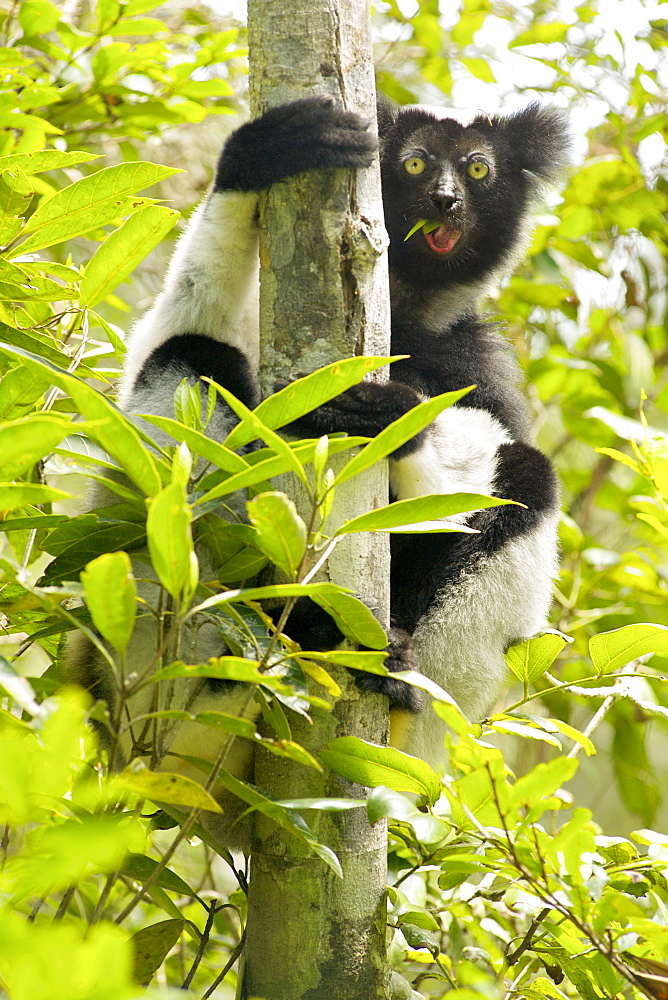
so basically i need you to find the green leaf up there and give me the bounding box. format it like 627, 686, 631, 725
547, 718, 596, 756
176, 79, 234, 98
195, 437, 369, 508
116, 763, 222, 812
139, 414, 249, 473
0, 150, 99, 174
299, 649, 388, 672
447, 767, 504, 829
397, 670, 465, 712
211, 379, 308, 485
92, 311, 127, 358
246, 492, 307, 580
308, 589, 388, 650
258, 738, 323, 770
81, 552, 136, 654
0, 364, 48, 419
130, 919, 184, 985
0, 325, 90, 371
0, 169, 32, 246
0, 271, 78, 302
0, 341, 162, 496
119, 854, 195, 896
102, 15, 170, 35
336, 492, 516, 535
0, 415, 72, 480
589, 623, 668, 675
0, 259, 35, 285
397, 909, 440, 932
15, 161, 180, 255
191, 582, 326, 611
226, 355, 400, 449
510, 278, 572, 308
193, 712, 322, 771
211, 766, 343, 875
146, 473, 197, 603
510, 21, 570, 46
334, 388, 474, 487
0, 913, 134, 1000
41, 514, 146, 584
80, 205, 178, 306
19, 0, 60, 35
544, 807, 597, 878
192, 710, 259, 740
196, 456, 282, 506
525, 977, 573, 1000
432, 700, 472, 736
173, 379, 202, 430
0, 112, 61, 137
321, 736, 441, 802
273, 797, 366, 811
460, 57, 496, 82
403, 219, 441, 241
488, 718, 562, 747
151, 657, 263, 683
401, 922, 439, 951
367, 785, 417, 823
0, 483, 71, 508
505, 630, 572, 683
192, 582, 386, 647
215, 549, 268, 583
140, 716, 315, 775
595, 446, 640, 473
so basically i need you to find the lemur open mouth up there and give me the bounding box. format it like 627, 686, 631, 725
425, 225, 462, 254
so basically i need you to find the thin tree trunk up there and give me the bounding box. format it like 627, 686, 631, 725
243, 3, 392, 998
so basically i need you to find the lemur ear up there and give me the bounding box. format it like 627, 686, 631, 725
497, 103, 573, 184
377, 93, 399, 145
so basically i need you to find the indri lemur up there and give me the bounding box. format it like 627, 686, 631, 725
70, 96, 570, 847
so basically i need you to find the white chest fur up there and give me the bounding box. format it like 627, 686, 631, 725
390, 405, 512, 520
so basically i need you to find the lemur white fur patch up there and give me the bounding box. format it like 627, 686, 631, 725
406, 512, 560, 766
120, 190, 261, 400
390, 405, 512, 522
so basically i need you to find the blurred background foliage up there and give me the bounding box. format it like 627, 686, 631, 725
0, 0, 667, 996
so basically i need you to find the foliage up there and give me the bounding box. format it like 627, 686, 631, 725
0, 1, 667, 998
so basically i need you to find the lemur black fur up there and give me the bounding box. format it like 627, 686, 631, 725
69, 95, 570, 848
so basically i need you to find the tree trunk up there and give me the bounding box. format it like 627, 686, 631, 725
243, 3, 392, 998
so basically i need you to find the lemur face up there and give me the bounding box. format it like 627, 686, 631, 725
393, 118, 500, 260
377, 101, 571, 293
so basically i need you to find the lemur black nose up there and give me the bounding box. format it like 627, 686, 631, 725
429, 188, 459, 214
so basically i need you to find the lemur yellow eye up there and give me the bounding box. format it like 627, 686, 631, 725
404, 156, 426, 175
467, 160, 489, 179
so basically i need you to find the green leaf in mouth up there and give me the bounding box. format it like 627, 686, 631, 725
404, 219, 441, 241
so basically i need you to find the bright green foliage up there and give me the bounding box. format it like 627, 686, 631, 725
0, 914, 135, 1000
80, 205, 179, 307
146, 445, 198, 605
321, 736, 442, 802
505, 630, 572, 686
1, 0, 667, 998
81, 552, 136, 653
381, 730, 668, 1000
246, 492, 307, 579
